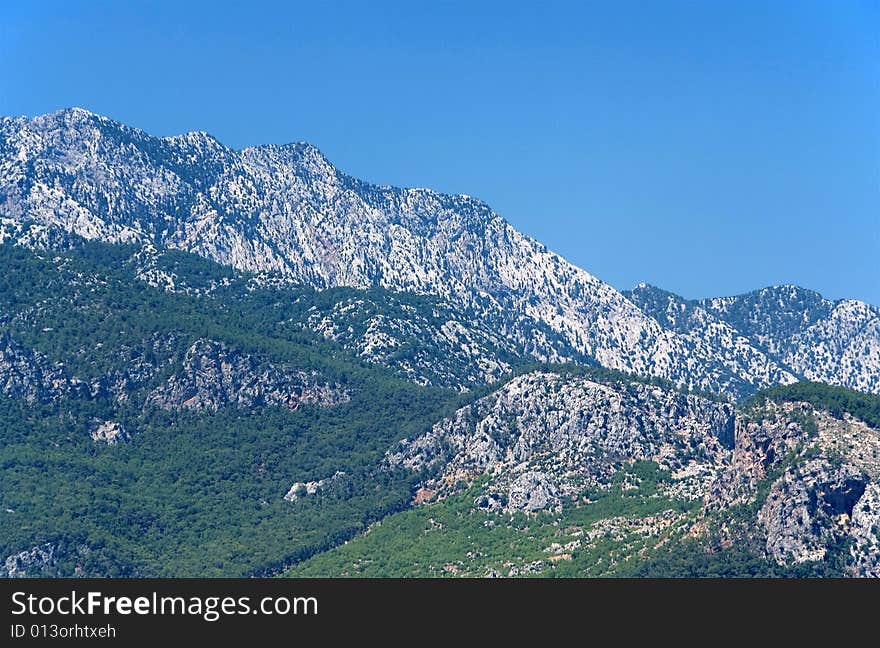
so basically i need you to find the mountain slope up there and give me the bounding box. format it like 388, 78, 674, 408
1, 107, 841, 397
0, 241, 461, 576
2, 241, 877, 577
289, 378, 880, 578
384, 369, 735, 511
628, 284, 880, 395
701, 287, 880, 394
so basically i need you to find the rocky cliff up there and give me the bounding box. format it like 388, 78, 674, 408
148, 338, 348, 412
382, 372, 880, 576
387, 370, 735, 512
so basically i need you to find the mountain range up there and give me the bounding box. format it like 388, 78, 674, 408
2, 108, 878, 398
0, 108, 878, 578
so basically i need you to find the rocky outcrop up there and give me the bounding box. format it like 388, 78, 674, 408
148, 339, 349, 412
705, 404, 808, 508
1, 332, 345, 417
90, 420, 127, 444
283, 471, 347, 502
758, 459, 867, 565
385, 372, 880, 575
0, 335, 84, 402
1, 543, 55, 578
849, 484, 880, 577
506, 471, 560, 512
387, 371, 735, 512
703, 399, 880, 575
0, 333, 172, 407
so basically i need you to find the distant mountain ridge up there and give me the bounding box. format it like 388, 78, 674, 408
1, 108, 877, 396
627, 284, 880, 395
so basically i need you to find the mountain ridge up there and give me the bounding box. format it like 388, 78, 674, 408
627, 283, 880, 395
1, 108, 877, 397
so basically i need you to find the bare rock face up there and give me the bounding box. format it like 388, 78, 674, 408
0, 335, 83, 402
7, 108, 878, 397
386, 371, 735, 512
507, 471, 560, 512
148, 338, 349, 412
849, 484, 880, 577
706, 404, 809, 509
90, 420, 127, 445
473, 493, 504, 512
1, 543, 55, 578
703, 399, 880, 575
758, 459, 867, 565
283, 471, 347, 502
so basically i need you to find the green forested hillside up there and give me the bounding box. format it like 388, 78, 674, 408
0, 242, 461, 576
0, 242, 694, 577
745, 381, 880, 429
287, 463, 700, 577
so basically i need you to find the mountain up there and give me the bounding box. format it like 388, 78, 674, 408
627, 284, 880, 395
290, 377, 880, 578
0, 242, 460, 576
7, 107, 877, 397
1, 109, 879, 578
1, 236, 878, 578
384, 369, 735, 511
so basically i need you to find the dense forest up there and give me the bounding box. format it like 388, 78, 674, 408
0, 242, 463, 576
746, 381, 880, 429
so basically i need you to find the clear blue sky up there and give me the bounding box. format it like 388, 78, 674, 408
2, 1, 878, 304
